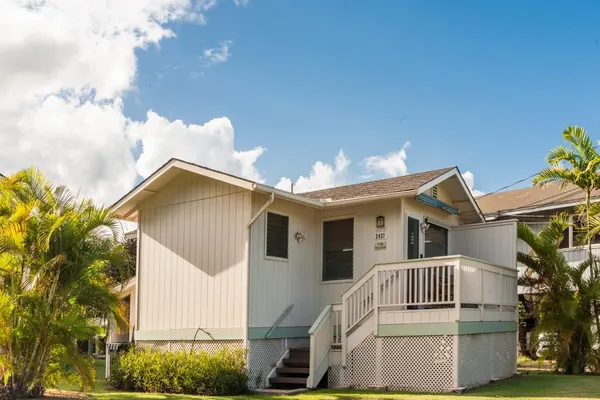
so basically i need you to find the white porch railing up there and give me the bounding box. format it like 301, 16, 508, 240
341, 255, 518, 337
308, 255, 518, 383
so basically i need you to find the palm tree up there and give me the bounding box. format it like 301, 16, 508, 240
518, 216, 600, 374
533, 126, 600, 337
0, 168, 127, 398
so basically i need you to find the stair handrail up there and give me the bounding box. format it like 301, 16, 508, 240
265, 304, 294, 339
307, 304, 333, 388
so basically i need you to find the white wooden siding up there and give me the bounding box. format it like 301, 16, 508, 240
248, 194, 321, 328
247, 194, 468, 328
451, 220, 517, 269
318, 199, 405, 307
137, 171, 251, 331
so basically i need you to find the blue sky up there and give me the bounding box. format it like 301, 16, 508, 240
125, 0, 600, 193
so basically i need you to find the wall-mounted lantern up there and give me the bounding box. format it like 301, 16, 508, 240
295, 232, 306, 243
376, 215, 385, 229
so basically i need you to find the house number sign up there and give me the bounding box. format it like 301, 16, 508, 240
374, 232, 387, 240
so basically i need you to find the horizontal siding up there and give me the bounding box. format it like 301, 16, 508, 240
249, 194, 320, 328
138, 172, 250, 331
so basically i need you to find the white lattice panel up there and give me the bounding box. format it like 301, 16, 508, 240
458, 332, 517, 388
328, 364, 344, 388
491, 332, 517, 379
380, 335, 455, 392
247, 339, 286, 389
136, 340, 243, 354
346, 334, 376, 389
458, 334, 491, 388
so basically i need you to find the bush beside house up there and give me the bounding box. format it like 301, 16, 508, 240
110, 348, 248, 396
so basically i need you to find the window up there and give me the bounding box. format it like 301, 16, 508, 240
323, 218, 354, 281
425, 223, 448, 258
266, 212, 289, 259
559, 228, 570, 249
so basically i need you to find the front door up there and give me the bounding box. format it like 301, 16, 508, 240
407, 216, 420, 259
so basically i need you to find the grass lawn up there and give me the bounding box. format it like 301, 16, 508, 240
53, 359, 600, 400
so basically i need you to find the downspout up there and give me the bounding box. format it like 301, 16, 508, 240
244, 192, 275, 352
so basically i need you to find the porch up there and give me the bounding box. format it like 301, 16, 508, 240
300, 255, 518, 391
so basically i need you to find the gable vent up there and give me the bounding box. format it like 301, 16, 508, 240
431, 185, 439, 199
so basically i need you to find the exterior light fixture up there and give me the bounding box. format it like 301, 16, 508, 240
376, 215, 385, 229
295, 232, 306, 243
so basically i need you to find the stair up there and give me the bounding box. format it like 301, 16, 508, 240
269, 348, 310, 389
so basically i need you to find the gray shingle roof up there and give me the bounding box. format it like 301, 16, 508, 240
298, 167, 455, 202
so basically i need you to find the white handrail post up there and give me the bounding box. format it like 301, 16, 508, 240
454, 259, 461, 321
374, 267, 379, 336
341, 299, 347, 367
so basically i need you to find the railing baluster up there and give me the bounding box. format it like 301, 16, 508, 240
441, 266, 445, 302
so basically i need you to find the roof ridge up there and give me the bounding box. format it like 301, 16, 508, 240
298, 166, 455, 196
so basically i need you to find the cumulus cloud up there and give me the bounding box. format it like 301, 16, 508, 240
128, 112, 265, 181
202, 40, 232, 65
0, 0, 264, 207
364, 142, 410, 177
276, 150, 350, 193
462, 171, 485, 197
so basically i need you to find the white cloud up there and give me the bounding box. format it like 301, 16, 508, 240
202, 40, 232, 65
364, 142, 410, 177
234, 0, 249, 6
128, 112, 265, 182
276, 150, 350, 193
0, 0, 265, 207
462, 171, 485, 197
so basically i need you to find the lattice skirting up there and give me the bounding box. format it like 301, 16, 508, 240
247, 338, 309, 389
135, 339, 243, 354
345, 334, 456, 392
458, 332, 517, 388
341, 331, 516, 392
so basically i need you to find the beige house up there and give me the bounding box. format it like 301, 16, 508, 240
109, 158, 519, 392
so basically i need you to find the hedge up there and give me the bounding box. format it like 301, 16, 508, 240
109, 347, 248, 396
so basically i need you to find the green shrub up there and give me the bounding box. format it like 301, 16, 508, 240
110, 347, 247, 396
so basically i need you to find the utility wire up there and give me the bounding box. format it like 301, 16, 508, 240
478, 145, 600, 200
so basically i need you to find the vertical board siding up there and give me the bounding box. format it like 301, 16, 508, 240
318, 200, 405, 307
138, 171, 250, 331
249, 194, 321, 328
451, 221, 517, 269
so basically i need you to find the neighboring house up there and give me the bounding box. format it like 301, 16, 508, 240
109, 158, 519, 392
477, 183, 600, 288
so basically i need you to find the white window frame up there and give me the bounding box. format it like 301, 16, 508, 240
264, 210, 290, 262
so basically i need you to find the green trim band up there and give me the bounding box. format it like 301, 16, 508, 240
135, 328, 243, 341
378, 321, 517, 337
248, 326, 311, 340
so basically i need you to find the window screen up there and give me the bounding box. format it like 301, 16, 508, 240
323, 218, 354, 281
266, 212, 289, 259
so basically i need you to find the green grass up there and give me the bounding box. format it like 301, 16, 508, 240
55, 359, 600, 400
84, 374, 600, 400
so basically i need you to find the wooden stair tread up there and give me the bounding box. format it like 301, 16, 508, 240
282, 359, 309, 367
276, 367, 309, 375
270, 376, 307, 384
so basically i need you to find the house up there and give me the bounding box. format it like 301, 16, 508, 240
476, 183, 600, 282
108, 158, 519, 392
